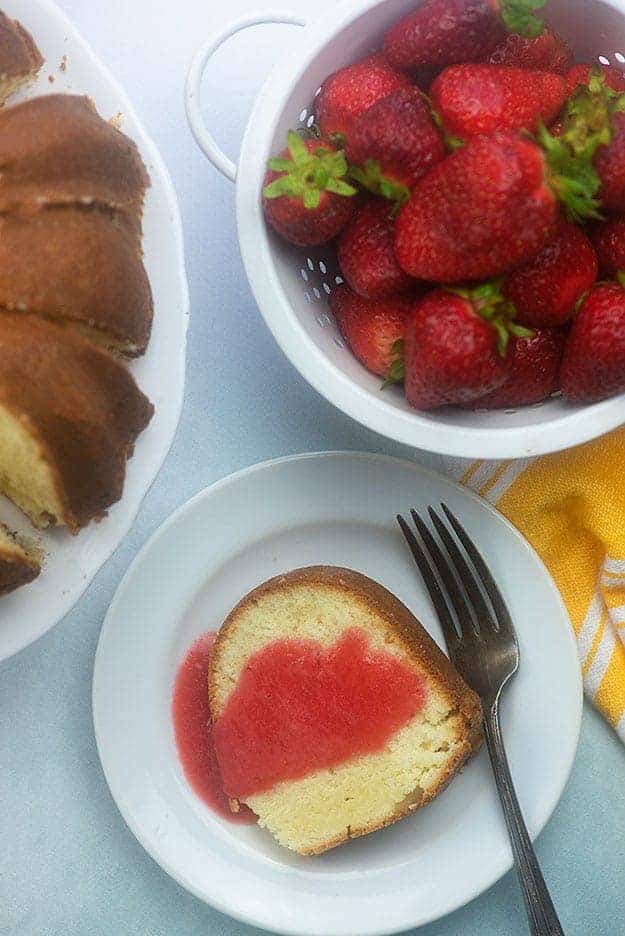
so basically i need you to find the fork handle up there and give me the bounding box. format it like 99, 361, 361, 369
483, 703, 565, 936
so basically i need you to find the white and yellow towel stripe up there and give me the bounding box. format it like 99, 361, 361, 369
456, 427, 625, 740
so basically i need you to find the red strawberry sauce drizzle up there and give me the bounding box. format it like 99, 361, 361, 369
214, 628, 427, 799
172, 632, 255, 823
173, 628, 427, 813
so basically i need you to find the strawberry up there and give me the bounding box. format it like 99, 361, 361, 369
503, 223, 598, 328
560, 283, 625, 402
590, 217, 625, 283
329, 284, 413, 382
345, 88, 445, 203
488, 28, 572, 72
403, 282, 530, 409
337, 199, 414, 299
565, 63, 625, 96
465, 328, 566, 408
262, 132, 356, 246
383, 0, 549, 71
429, 65, 566, 138
395, 132, 598, 283
314, 55, 411, 143
594, 112, 625, 213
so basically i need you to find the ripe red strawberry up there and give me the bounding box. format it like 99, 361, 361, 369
337, 199, 413, 299
314, 55, 411, 143
403, 282, 529, 409
330, 284, 413, 381
465, 328, 566, 408
430, 65, 566, 138
395, 134, 558, 282
565, 63, 625, 96
590, 217, 625, 282
560, 283, 625, 402
503, 223, 598, 328
488, 28, 572, 72
383, 0, 549, 71
262, 132, 356, 246
345, 88, 445, 201
595, 112, 625, 213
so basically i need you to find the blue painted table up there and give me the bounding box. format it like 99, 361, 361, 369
2, 2, 624, 933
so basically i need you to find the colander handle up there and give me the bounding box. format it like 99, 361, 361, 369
186, 11, 307, 181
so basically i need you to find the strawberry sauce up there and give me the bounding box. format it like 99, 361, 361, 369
214, 628, 427, 799
172, 632, 255, 823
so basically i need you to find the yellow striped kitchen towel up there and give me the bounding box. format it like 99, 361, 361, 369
460, 426, 625, 740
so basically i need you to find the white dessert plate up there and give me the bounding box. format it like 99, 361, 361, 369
0, 0, 189, 661
93, 452, 582, 936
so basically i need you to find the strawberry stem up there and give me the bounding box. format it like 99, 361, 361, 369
263, 131, 357, 207
499, 0, 547, 38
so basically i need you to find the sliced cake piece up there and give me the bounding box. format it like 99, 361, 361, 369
210, 566, 482, 855
0, 522, 40, 596
0, 208, 153, 356
0, 94, 148, 223
0, 13, 43, 105
0, 312, 154, 533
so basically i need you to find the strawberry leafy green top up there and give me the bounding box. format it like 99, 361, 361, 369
263, 131, 356, 209
448, 280, 532, 356
499, 0, 547, 39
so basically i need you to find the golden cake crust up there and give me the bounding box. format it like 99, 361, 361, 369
210, 566, 483, 854
0, 94, 149, 221
0, 312, 154, 532
0, 208, 153, 355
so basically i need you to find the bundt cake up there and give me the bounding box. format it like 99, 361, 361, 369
0, 94, 149, 222
0, 521, 41, 596
0, 208, 153, 356
0, 312, 154, 533
210, 567, 482, 855
0, 13, 42, 105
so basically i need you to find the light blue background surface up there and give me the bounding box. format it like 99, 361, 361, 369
2, 2, 624, 933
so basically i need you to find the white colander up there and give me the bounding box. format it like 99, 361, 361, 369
186, 0, 625, 458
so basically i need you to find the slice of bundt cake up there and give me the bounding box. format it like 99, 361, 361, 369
0, 521, 40, 595
0, 13, 43, 105
0, 95, 149, 222
0, 208, 153, 356
210, 566, 482, 855
0, 312, 154, 533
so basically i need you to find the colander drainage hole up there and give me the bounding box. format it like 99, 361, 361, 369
319, 260, 327, 274
312, 287, 321, 300
599, 54, 611, 65
300, 268, 309, 282
335, 274, 344, 285
307, 257, 315, 271
299, 108, 308, 123
304, 291, 312, 303
333, 336, 345, 349
616, 52, 625, 63
307, 115, 315, 128
323, 282, 332, 294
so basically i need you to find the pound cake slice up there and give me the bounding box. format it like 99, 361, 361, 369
0, 95, 149, 222
210, 567, 482, 855
0, 522, 40, 596
0, 13, 43, 105
0, 312, 154, 533
0, 208, 153, 356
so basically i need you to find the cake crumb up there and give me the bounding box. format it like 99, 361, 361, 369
59, 54, 67, 72
109, 111, 123, 129
47, 74, 54, 84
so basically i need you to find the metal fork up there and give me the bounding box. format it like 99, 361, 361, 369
397, 504, 564, 936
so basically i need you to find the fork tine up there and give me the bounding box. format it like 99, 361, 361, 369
441, 503, 516, 641
396, 514, 460, 656
409, 509, 476, 640
428, 506, 496, 633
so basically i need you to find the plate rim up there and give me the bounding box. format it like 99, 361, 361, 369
93, 450, 583, 936
0, 0, 190, 662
